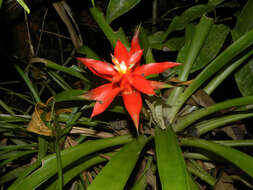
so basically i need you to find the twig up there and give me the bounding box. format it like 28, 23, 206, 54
38, 29, 72, 40
36, 8, 48, 56
56, 23, 64, 65
53, 1, 83, 49
24, 11, 35, 56
63, 48, 75, 66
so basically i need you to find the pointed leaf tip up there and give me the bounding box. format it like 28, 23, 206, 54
123, 90, 142, 130
130, 28, 141, 54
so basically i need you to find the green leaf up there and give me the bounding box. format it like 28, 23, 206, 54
90, 8, 130, 48
77, 46, 101, 60
7, 160, 41, 189
87, 135, 151, 190
8, 135, 132, 190
0, 150, 37, 168
16, 0, 30, 14
0, 166, 27, 185
47, 71, 72, 90
15, 64, 41, 103
232, 1, 253, 96
131, 157, 153, 190
177, 24, 229, 73
149, 4, 215, 43
187, 172, 201, 190
213, 139, 253, 147
57, 113, 107, 127
0, 99, 16, 115
205, 49, 253, 95
181, 138, 253, 178
168, 28, 253, 122
208, 0, 225, 6
173, 96, 253, 132
155, 126, 190, 190
187, 159, 216, 186
106, 0, 141, 24
195, 112, 253, 136
235, 58, 253, 96
54, 89, 87, 102
0, 114, 30, 122
38, 58, 90, 83
166, 16, 213, 122
160, 37, 185, 51
46, 153, 116, 190
232, 0, 253, 41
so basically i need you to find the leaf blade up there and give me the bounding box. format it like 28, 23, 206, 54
106, 0, 141, 24
155, 126, 190, 190
87, 135, 151, 190
181, 138, 253, 178
8, 135, 132, 190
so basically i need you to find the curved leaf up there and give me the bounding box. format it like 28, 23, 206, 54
195, 113, 253, 136
16, 0, 30, 13
31, 58, 90, 83
187, 159, 216, 186
87, 135, 151, 190
46, 153, 116, 190
232, 0, 253, 41
149, 4, 215, 44
155, 126, 190, 190
166, 16, 213, 121
8, 135, 132, 190
177, 24, 229, 73
235, 58, 253, 96
168, 28, 253, 122
54, 89, 87, 102
90, 8, 130, 48
106, 0, 141, 24
173, 96, 253, 132
181, 138, 253, 177
77, 46, 101, 60
205, 49, 253, 95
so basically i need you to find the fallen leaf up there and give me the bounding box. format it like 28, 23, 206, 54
27, 103, 52, 136
27, 99, 72, 136
191, 89, 216, 108
222, 124, 247, 140
214, 172, 236, 190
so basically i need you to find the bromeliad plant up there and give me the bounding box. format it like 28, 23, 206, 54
2, 0, 253, 190
77, 30, 180, 130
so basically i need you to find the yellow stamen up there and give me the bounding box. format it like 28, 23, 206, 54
111, 55, 128, 74
119, 61, 127, 74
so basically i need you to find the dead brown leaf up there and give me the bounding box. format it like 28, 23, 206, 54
53, 1, 83, 49
222, 124, 247, 140
27, 103, 53, 136
214, 172, 236, 190
168, 78, 193, 86
191, 90, 216, 108
70, 127, 114, 138
27, 101, 72, 136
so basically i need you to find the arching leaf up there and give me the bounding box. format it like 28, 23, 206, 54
106, 0, 141, 24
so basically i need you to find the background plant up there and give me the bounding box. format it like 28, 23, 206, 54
1, 0, 253, 189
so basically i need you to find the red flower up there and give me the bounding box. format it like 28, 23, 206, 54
77, 31, 180, 130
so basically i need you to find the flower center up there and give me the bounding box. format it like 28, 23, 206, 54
112, 55, 128, 74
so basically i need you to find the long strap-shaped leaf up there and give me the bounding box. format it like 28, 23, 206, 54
87, 135, 151, 190
168, 28, 253, 121
155, 126, 190, 190
8, 135, 132, 190
46, 152, 116, 190
181, 138, 253, 177
173, 96, 253, 132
